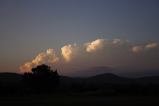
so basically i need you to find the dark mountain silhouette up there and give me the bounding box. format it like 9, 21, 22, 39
0, 72, 22, 84
0, 73, 23, 95
1, 72, 159, 86
86, 73, 134, 84
71, 66, 114, 77
1, 72, 159, 95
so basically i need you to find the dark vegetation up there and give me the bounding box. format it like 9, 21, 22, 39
23, 64, 59, 93
0, 64, 159, 97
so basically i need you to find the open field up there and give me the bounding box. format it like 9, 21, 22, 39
0, 95, 159, 106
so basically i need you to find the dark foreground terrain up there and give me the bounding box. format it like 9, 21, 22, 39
0, 95, 159, 106
1, 72, 159, 106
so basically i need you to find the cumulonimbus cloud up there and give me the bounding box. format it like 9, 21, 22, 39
132, 46, 144, 53
85, 39, 105, 52
132, 42, 158, 53
20, 49, 59, 72
61, 44, 78, 62
145, 42, 158, 49
20, 38, 159, 73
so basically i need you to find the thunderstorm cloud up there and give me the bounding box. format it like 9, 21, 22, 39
20, 38, 159, 74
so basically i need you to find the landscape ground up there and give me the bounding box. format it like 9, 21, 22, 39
0, 95, 159, 106
1, 71, 159, 106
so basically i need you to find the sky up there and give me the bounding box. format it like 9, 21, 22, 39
0, 0, 159, 76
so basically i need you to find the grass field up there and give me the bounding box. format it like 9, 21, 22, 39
0, 95, 159, 106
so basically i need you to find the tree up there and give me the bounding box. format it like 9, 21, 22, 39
23, 64, 60, 92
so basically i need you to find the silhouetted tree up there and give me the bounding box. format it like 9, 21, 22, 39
23, 64, 60, 92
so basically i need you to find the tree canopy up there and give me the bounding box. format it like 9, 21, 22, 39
23, 64, 60, 92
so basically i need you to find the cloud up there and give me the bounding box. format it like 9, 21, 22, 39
132, 42, 158, 53
85, 39, 105, 52
145, 42, 158, 49
61, 44, 78, 62
111, 38, 129, 46
112, 38, 124, 45
19, 62, 33, 73
132, 46, 144, 53
20, 38, 159, 75
20, 49, 59, 72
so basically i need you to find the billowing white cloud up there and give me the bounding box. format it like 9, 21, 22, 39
132, 42, 158, 53
111, 38, 129, 46
85, 39, 105, 52
61, 44, 78, 62
19, 62, 33, 73
132, 46, 144, 53
145, 42, 158, 49
112, 38, 122, 45
20, 38, 159, 75
20, 49, 59, 72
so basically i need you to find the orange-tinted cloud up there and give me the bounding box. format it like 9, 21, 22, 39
20, 38, 159, 74
20, 48, 59, 72
85, 39, 105, 52
61, 44, 78, 62
132, 46, 144, 53
132, 42, 158, 53
145, 42, 158, 49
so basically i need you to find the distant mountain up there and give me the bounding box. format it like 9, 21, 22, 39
86, 73, 134, 85
1, 72, 159, 96
0, 73, 23, 85
70, 66, 115, 77
60, 72, 159, 86
1, 72, 159, 87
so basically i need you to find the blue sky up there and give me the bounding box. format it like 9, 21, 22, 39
0, 0, 159, 73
